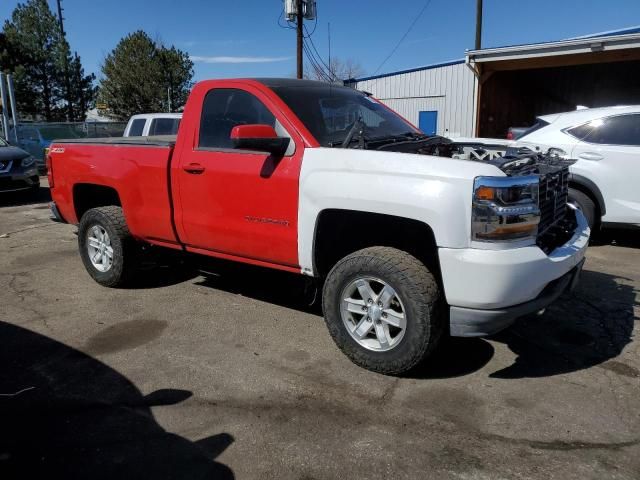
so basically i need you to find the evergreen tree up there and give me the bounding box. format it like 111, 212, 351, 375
98, 31, 194, 120
0, 0, 95, 121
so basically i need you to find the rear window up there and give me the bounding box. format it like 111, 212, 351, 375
149, 118, 181, 136
128, 119, 146, 136
518, 118, 549, 139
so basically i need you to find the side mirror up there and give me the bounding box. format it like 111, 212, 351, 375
230, 124, 290, 156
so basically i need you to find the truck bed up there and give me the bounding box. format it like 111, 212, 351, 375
49, 136, 179, 246
53, 135, 177, 147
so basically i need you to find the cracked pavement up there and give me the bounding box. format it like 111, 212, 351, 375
0, 182, 639, 479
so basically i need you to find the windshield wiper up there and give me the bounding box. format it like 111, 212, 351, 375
367, 132, 429, 144
339, 117, 367, 149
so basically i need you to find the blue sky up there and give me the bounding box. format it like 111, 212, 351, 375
2, 0, 640, 81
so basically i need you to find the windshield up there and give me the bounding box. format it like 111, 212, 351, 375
270, 85, 418, 147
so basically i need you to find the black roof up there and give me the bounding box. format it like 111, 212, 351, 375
253, 78, 350, 89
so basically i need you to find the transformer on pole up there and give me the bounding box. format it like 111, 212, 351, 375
284, 0, 316, 20
284, 0, 316, 79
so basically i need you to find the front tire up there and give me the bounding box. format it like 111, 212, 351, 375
568, 188, 596, 230
78, 206, 136, 287
322, 247, 443, 375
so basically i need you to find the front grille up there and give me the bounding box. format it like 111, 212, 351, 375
536, 167, 571, 252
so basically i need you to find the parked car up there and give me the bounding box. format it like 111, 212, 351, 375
123, 113, 182, 137
12, 124, 83, 172
47, 78, 589, 374
513, 106, 640, 229
0, 136, 39, 193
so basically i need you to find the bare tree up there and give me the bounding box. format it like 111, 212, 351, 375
329, 58, 365, 81
303, 57, 365, 82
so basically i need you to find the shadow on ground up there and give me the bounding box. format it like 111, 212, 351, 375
194, 256, 321, 315
0, 321, 234, 480
0, 185, 50, 208
188, 259, 637, 381
192, 258, 496, 378
593, 227, 640, 249
490, 269, 637, 379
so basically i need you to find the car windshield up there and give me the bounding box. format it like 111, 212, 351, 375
270, 84, 418, 147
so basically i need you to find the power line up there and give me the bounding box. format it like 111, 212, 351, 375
303, 41, 332, 81
372, 0, 433, 75
304, 24, 332, 75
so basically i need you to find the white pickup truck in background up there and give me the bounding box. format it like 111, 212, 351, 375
123, 113, 182, 137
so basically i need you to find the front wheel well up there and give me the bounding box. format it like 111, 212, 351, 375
568, 181, 602, 220
73, 183, 122, 221
313, 209, 440, 281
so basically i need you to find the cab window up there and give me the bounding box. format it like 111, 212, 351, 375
128, 119, 146, 137
198, 89, 275, 149
149, 118, 180, 136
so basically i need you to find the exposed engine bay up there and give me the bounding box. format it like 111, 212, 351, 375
375, 135, 578, 252
374, 135, 574, 176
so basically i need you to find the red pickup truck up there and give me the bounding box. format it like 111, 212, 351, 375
48, 78, 589, 374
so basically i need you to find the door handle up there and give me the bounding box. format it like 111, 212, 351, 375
183, 163, 205, 174
578, 152, 603, 161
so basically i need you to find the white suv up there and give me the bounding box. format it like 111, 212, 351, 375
515, 106, 640, 229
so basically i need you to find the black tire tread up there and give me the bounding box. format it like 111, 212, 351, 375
322, 246, 443, 375
569, 187, 597, 229
78, 206, 135, 287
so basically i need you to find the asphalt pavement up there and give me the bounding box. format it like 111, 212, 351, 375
1, 181, 638, 479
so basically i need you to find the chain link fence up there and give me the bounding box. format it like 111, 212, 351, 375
2, 121, 127, 161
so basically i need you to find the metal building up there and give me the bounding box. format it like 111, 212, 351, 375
347, 26, 640, 139
347, 60, 475, 137
467, 26, 640, 137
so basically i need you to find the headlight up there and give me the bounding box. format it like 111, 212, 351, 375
21, 156, 35, 168
472, 176, 540, 242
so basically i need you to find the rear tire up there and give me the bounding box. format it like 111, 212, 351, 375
322, 246, 443, 375
568, 188, 596, 229
78, 206, 136, 287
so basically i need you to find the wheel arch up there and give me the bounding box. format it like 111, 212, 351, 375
312, 209, 441, 281
568, 173, 605, 217
73, 183, 122, 222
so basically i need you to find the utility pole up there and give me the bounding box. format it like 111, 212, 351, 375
56, 0, 73, 121
296, 0, 303, 79
475, 0, 483, 50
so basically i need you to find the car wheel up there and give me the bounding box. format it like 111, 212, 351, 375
568, 188, 596, 229
322, 246, 444, 375
78, 206, 136, 287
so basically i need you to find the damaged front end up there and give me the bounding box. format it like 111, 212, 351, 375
377, 137, 578, 252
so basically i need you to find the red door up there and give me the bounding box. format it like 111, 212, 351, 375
172, 84, 304, 269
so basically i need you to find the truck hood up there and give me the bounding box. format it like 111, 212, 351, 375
306, 147, 505, 181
